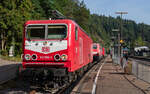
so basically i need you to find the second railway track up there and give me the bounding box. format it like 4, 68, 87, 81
130, 56, 150, 62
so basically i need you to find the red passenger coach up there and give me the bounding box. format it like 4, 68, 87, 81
22, 19, 93, 76
102, 47, 105, 57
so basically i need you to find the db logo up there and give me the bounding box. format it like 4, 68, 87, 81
42, 47, 50, 52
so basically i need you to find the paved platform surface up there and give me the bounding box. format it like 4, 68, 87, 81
71, 56, 150, 94
96, 57, 144, 94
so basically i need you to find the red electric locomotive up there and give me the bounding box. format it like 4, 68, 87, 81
22, 19, 93, 86
92, 43, 102, 61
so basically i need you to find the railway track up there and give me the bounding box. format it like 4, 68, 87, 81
130, 56, 150, 62
76, 60, 103, 93
0, 64, 21, 85
129, 56, 150, 67
0, 59, 104, 94
29, 59, 105, 94
51, 60, 104, 94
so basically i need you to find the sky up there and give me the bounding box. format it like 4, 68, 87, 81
80, 0, 150, 25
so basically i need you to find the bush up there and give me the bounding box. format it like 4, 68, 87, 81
0, 50, 8, 56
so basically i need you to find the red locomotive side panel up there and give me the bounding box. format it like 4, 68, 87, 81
70, 25, 93, 71
22, 19, 93, 72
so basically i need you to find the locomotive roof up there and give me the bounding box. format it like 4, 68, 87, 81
25, 19, 91, 38
25, 19, 74, 25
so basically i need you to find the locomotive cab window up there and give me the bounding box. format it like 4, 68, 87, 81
93, 45, 97, 49
26, 25, 45, 39
75, 27, 78, 40
47, 25, 67, 39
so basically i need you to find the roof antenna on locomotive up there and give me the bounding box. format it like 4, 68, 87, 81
51, 10, 66, 20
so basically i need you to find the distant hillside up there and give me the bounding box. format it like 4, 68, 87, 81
89, 14, 150, 49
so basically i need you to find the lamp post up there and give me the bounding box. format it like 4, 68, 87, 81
115, 12, 128, 57
112, 29, 120, 64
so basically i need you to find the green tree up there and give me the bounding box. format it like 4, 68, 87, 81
0, 0, 33, 55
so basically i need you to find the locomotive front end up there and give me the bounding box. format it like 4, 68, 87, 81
23, 21, 70, 69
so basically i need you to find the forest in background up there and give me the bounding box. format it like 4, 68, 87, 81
0, 0, 150, 56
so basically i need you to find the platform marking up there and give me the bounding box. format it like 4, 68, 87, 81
92, 60, 106, 94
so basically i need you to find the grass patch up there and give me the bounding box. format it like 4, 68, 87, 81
0, 55, 22, 62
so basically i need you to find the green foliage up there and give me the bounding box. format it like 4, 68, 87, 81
0, 0, 34, 55
0, 0, 150, 57
89, 14, 150, 49
135, 36, 146, 46
0, 50, 7, 56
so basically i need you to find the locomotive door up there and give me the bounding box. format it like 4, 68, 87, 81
79, 37, 83, 65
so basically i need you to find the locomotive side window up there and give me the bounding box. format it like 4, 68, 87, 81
47, 25, 67, 39
75, 27, 78, 40
26, 25, 45, 39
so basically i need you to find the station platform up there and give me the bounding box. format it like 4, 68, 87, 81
71, 56, 150, 94
96, 56, 150, 94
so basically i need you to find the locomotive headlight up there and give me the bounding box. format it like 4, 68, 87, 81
54, 54, 60, 61
24, 54, 31, 60
61, 54, 68, 61
32, 54, 37, 60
